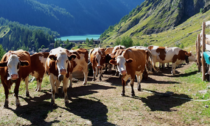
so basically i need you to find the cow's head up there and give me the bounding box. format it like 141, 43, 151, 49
94, 49, 106, 69
109, 55, 133, 76
185, 51, 196, 63
0, 54, 29, 80
49, 52, 76, 81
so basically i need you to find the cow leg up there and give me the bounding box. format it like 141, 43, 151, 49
38, 78, 42, 91
92, 67, 96, 81
162, 63, 165, 69
109, 64, 112, 72
25, 76, 30, 97
69, 73, 73, 88
137, 73, 143, 91
95, 67, 98, 77
3, 83, 9, 108
35, 78, 40, 92
50, 76, 56, 106
121, 78, 126, 96
99, 68, 102, 81
115, 65, 119, 76
105, 63, 108, 72
55, 79, 60, 94
83, 69, 88, 85
14, 80, 21, 107
63, 78, 69, 104
171, 63, 176, 75
130, 79, 135, 97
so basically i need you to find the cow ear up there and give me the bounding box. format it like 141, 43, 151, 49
49, 55, 57, 61
0, 61, 7, 67
185, 52, 191, 57
20, 60, 29, 67
109, 59, 117, 65
126, 58, 133, 63
68, 54, 77, 61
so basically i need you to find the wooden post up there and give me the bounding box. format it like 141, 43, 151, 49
197, 34, 201, 72
202, 22, 206, 81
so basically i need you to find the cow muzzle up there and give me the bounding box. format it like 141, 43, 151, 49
58, 75, 64, 82
121, 70, 127, 76
60, 69, 66, 75
97, 66, 101, 69
11, 74, 18, 80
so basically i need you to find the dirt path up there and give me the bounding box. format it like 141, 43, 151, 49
0, 62, 209, 126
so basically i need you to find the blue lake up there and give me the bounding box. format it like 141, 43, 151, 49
56, 34, 101, 41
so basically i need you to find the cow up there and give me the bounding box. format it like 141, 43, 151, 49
68, 48, 88, 88
30, 52, 49, 91
110, 45, 126, 76
148, 46, 196, 75
45, 47, 76, 105
89, 48, 106, 81
0, 50, 30, 108
109, 48, 148, 96
104, 47, 114, 72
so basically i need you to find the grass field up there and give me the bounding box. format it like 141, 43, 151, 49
0, 62, 210, 125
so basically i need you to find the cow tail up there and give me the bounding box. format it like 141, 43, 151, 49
146, 50, 159, 73
144, 50, 153, 74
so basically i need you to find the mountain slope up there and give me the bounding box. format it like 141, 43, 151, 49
101, 0, 210, 43
102, 8, 210, 52
0, 0, 143, 36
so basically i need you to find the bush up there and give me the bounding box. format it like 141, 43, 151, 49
114, 36, 133, 48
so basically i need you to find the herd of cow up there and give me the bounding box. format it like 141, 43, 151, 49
0, 45, 196, 108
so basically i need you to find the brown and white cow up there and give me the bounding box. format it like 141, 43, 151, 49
104, 47, 114, 72
109, 48, 148, 96
110, 45, 126, 76
30, 52, 49, 91
68, 48, 89, 88
0, 50, 30, 108
148, 46, 196, 75
45, 47, 76, 105
89, 48, 106, 81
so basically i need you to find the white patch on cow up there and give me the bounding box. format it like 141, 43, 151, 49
92, 48, 103, 67
7, 54, 20, 80
112, 45, 126, 54
123, 74, 131, 81
116, 56, 126, 75
135, 71, 142, 76
32, 71, 39, 78
47, 58, 50, 68
39, 56, 47, 68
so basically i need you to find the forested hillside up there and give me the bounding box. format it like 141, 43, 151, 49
0, 0, 143, 36
0, 17, 58, 51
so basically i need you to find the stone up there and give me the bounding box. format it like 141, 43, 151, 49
198, 90, 207, 94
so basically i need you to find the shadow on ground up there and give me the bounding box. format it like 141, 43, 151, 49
60, 98, 115, 126
139, 89, 191, 111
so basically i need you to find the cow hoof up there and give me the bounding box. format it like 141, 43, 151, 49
121, 93, 125, 96
132, 93, 135, 97
101, 74, 103, 77
92, 78, 96, 81
50, 100, 55, 106
4, 102, 8, 108
99, 77, 102, 81
69, 85, 72, 89
16, 103, 20, 108
65, 100, 69, 105
26, 92, 30, 97
83, 82, 86, 86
